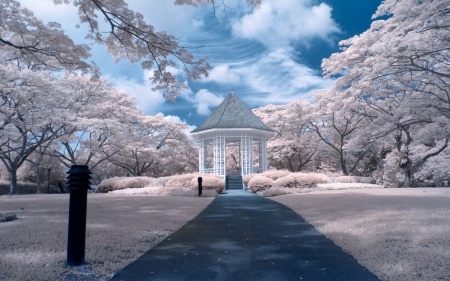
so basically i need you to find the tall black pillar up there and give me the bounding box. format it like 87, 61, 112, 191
66, 165, 92, 266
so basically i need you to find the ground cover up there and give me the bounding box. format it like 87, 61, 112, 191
271, 188, 450, 281
0, 194, 214, 281
1, 188, 449, 281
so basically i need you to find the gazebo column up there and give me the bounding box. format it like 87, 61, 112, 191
261, 138, 268, 171
198, 139, 205, 174
213, 134, 226, 179
240, 133, 253, 177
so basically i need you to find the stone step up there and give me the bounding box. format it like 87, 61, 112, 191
228, 181, 243, 184
226, 176, 243, 190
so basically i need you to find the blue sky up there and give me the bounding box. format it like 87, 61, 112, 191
20, 0, 382, 130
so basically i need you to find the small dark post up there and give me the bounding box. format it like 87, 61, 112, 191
198, 177, 203, 197
47, 168, 51, 194
66, 165, 92, 266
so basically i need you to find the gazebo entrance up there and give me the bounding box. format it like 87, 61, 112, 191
191, 92, 275, 190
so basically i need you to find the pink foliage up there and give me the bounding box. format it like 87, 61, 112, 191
116, 178, 141, 190
248, 175, 274, 193
96, 176, 152, 193
165, 174, 200, 190
274, 173, 331, 188
273, 175, 298, 188
261, 170, 290, 180
190, 176, 225, 193
335, 176, 373, 184
243, 174, 257, 186
166, 173, 224, 193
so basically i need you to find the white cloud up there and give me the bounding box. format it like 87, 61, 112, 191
161, 114, 197, 138
232, 0, 340, 47
235, 48, 335, 105
191, 89, 224, 116
106, 70, 166, 115
204, 64, 239, 84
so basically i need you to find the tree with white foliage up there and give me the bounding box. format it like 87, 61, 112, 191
322, 0, 450, 186
306, 89, 374, 176
254, 99, 319, 172
1, 0, 260, 97
0, 0, 91, 71
51, 73, 140, 171
0, 62, 71, 194
108, 114, 197, 177
414, 143, 450, 187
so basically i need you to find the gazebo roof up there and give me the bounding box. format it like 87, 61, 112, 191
191, 92, 274, 133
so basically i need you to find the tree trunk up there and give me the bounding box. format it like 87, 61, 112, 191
340, 154, 348, 175
9, 169, 18, 194
402, 168, 411, 188
35, 164, 41, 193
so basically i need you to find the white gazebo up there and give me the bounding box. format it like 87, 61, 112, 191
191, 92, 275, 188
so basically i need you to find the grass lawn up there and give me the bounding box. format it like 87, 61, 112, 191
1, 188, 449, 281
0, 194, 214, 281
271, 188, 450, 281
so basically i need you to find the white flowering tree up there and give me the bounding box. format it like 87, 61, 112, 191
0, 0, 91, 71
51, 73, 140, 172
107, 114, 197, 177
414, 144, 450, 187
1, 0, 260, 97
306, 89, 375, 176
0, 62, 73, 194
321, 0, 450, 186
254, 99, 319, 172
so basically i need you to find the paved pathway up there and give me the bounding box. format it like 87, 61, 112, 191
110, 190, 379, 281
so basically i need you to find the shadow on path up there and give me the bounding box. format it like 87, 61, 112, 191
110, 190, 379, 281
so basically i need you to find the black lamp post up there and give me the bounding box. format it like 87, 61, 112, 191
66, 165, 92, 266
47, 168, 51, 194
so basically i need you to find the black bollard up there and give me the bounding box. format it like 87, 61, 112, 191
198, 177, 202, 197
66, 165, 92, 266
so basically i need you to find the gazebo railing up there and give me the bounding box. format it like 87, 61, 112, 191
201, 169, 215, 174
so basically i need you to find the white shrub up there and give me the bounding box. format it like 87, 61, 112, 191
110, 186, 219, 197
316, 183, 383, 189
190, 176, 225, 193
134, 177, 152, 187
259, 187, 296, 197
96, 176, 153, 193
243, 174, 257, 187
110, 186, 163, 195
335, 176, 373, 184
259, 182, 384, 197
96, 177, 126, 193
116, 178, 140, 190
261, 170, 290, 180
161, 189, 218, 197
292, 172, 331, 188
165, 174, 200, 190
165, 173, 223, 191
273, 173, 331, 188
273, 174, 298, 188
148, 176, 172, 188
248, 175, 274, 193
